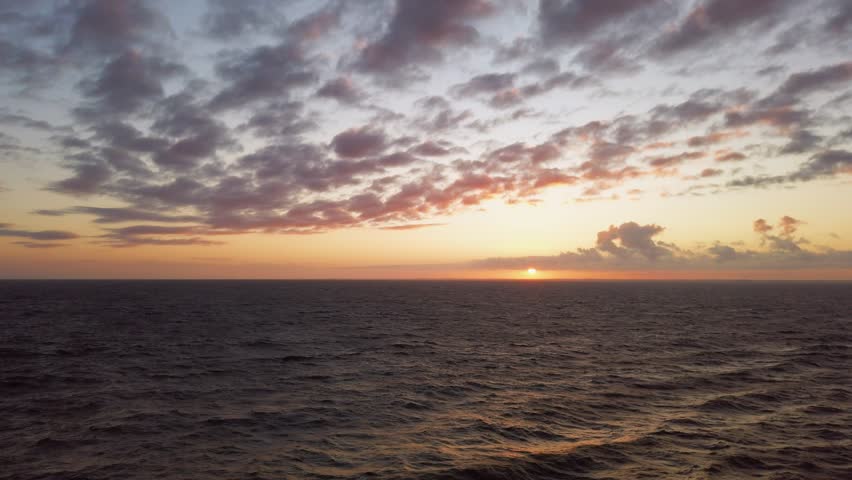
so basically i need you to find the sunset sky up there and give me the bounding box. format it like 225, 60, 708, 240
1, 0, 851, 279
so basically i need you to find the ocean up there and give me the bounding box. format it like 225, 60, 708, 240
1, 280, 850, 479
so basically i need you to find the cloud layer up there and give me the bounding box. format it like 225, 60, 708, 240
474, 218, 852, 272
0, 0, 849, 255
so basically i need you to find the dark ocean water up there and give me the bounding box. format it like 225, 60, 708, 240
0, 281, 850, 480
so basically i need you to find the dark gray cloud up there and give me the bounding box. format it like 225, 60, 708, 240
653, 0, 794, 58
411, 141, 451, 157
0, 111, 59, 131
0, 39, 56, 87
48, 161, 112, 196
489, 71, 595, 108
595, 222, 669, 260
316, 77, 364, 104
75, 51, 187, 119
286, 2, 342, 44
413, 99, 474, 133
242, 101, 317, 138
355, 0, 494, 77
0, 223, 79, 241
826, 0, 852, 34
521, 58, 560, 76
451, 73, 516, 97
573, 40, 642, 74
493, 37, 535, 63
647, 151, 705, 168
62, 0, 174, 56
779, 130, 822, 155
91, 122, 169, 153
209, 42, 317, 111
728, 149, 852, 188
539, 0, 666, 46
767, 61, 852, 105
12, 241, 69, 249
97, 225, 225, 248
34, 206, 200, 224
331, 127, 388, 158
200, 0, 284, 39
790, 149, 852, 180
686, 130, 742, 147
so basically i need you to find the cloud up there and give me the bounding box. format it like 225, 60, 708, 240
539, 0, 666, 46
451, 73, 516, 97
209, 42, 317, 111
522, 58, 560, 76
74, 50, 187, 119
0, 39, 56, 87
573, 41, 642, 74
707, 244, 737, 262
241, 101, 317, 138
752, 216, 807, 252
379, 223, 445, 231
3, 1, 851, 254
286, 2, 343, 44
12, 241, 70, 249
653, 0, 794, 58
488, 71, 595, 108
0, 224, 79, 241
724, 106, 808, 131
34, 206, 201, 224
90, 224, 228, 247
768, 61, 852, 103
595, 222, 669, 260
753, 218, 773, 234
0, 111, 58, 131
647, 151, 705, 168
411, 141, 451, 157
779, 130, 822, 155
789, 149, 852, 181
473, 218, 852, 271
200, 0, 284, 39
355, 0, 494, 77
486, 142, 562, 164
826, 0, 852, 34
687, 130, 745, 147
62, 0, 174, 57
331, 127, 388, 158
715, 151, 747, 162
316, 77, 364, 104
413, 99, 474, 133
778, 215, 803, 236
48, 161, 112, 196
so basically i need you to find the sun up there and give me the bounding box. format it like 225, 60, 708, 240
527, 267, 537, 275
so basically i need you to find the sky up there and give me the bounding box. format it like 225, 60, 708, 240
0, 0, 851, 279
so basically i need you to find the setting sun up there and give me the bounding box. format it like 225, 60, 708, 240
527, 268, 537, 275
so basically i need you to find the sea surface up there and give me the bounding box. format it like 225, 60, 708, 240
0, 280, 850, 480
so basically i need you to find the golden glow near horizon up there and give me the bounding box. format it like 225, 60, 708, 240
527, 268, 538, 276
